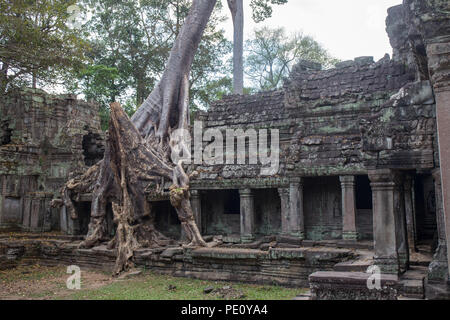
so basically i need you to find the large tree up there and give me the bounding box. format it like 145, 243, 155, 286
0, 0, 88, 94
69, 0, 231, 127
246, 26, 339, 90
62, 0, 218, 275
227, 0, 288, 94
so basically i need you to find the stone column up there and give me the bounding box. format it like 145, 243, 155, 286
339, 176, 358, 241
394, 174, 409, 273
0, 176, 4, 227
428, 169, 449, 282
369, 169, 401, 275
428, 41, 450, 279
190, 189, 202, 234
277, 187, 290, 235
404, 175, 417, 254
239, 188, 255, 243
289, 178, 305, 239
435, 89, 450, 279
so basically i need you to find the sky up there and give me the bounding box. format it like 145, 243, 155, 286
222, 0, 403, 62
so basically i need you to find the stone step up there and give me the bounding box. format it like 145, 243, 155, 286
410, 260, 432, 267
293, 290, 311, 300
309, 271, 399, 300
402, 266, 427, 280
399, 279, 424, 299
334, 260, 372, 272
397, 295, 423, 300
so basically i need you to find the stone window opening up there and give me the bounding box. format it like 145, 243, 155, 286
414, 174, 437, 243
224, 190, 240, 215
74, 201, 91, 235
154, 200, 181, 240
356, 175, 373, 210
0, 121, 12, 146
254, 188, 281, 236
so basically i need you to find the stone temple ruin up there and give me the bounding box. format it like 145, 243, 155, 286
1, 0, 450, 299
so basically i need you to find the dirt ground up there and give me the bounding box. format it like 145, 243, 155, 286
0, 264, 303, 300
0, 265, 113, 300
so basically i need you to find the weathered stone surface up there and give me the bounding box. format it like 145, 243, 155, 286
0, 88, 104, 233
309, 271, 399, 300
0, 237, 355, 287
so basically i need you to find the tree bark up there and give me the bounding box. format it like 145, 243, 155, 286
0, 62, 8, 95
61, 0, 216, 275
227, 0, 244, 94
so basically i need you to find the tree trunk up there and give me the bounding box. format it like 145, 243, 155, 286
0, 62, 8, 95
61, 0, 216, 275
227, 0, 244, 94
32, 73, 37, 89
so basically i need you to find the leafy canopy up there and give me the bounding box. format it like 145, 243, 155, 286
0, 0, 89, 93
245, 26, 339, 90
69, 0, 232, 129
250, 0, 288, 23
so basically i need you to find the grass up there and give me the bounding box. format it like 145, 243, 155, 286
0, 264, 65, 284
66, 270, 305, 300
0, 265, 306, 300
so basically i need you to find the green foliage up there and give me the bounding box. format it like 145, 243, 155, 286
250, 0, 288, 23
66, 64, 121, 130
0, 0, 90, 93
69, 0, 232, 129
245, 26, 339, 90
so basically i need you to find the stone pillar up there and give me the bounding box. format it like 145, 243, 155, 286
369, 169, 402, 275
339, 176, 358, 241
428, 169, 449, 282
277, 187, 290, 235
289, 178, 305, 239
394, 174, 409, 273
239, 188, 255, 243
404, 175, 417, 254
190, 189, 202, 234
435, 90, 450, 279
0, 176, 4, 227
428, 41, 450, 280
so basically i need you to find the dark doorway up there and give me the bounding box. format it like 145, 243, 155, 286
154, 201, 181, 240
414, 174, 437, 242
224, 189, 240, 215
0, 121, 12, 146
74, 201, 91, 235
254, 188, 281, 236
202, 190, 241, 236
355, 175, 373, 240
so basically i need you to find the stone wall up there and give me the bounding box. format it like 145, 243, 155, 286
189, 20, 437, 244
0, 236, 355, 287
0, 88, 104, 232
386, 0, 450, 287
192, 53, 435, 182
303, 177, 342, 240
